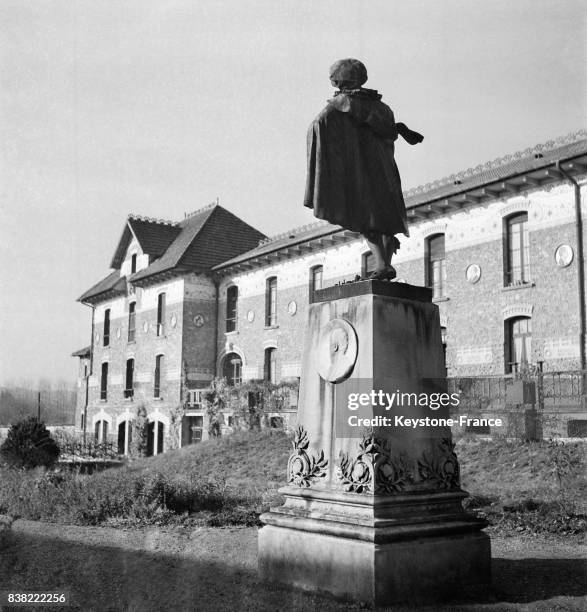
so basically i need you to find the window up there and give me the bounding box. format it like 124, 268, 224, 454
95, 420, 108, 443
131, 253, 137, 274
361, 251, 376, 277
504, 213, 530, 285
103, 309, 110, 347
154, 355, 163, 398
125, 358, 134, 398
264, 347, 277, 384
226, 286, 238, 332
309, 265, 323, 300
186, 389, 203, 409
157, 293, 166, 336
426, 234, 446, 299
128, 302, 136, 342
222, 352, 242, 385
100, 362, 108, 401
265, 277, 277, 326
505, 317, 532, 374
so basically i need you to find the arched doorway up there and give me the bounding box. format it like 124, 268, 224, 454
117, 420, 132, 455
147, 420, 165, 456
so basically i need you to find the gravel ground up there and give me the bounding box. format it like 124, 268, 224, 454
0, 520, 585, 611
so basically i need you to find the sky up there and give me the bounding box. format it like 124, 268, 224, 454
0, 0, 585, 385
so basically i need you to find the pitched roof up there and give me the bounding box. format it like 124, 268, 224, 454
78, 270, 127, 304
215, 131, 587, 270
403, 130, 587, 208
131, 204, 266, 283
214, 220, 336, 269
110, 216, 181, 269
71, 346, 91, 358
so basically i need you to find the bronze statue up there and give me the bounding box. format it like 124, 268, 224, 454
304, 58, 423, 280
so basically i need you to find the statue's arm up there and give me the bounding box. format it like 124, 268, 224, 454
396, 122, 424, 145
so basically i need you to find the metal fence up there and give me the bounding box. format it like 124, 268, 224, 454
447, 370, 586, 409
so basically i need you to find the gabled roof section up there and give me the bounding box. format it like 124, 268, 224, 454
110, 215, 181, 269
77, 270, 127, 304
131, 204, 266, 284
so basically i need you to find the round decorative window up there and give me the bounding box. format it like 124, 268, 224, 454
287, 300, 297, 316
554, 244, 574, 268
465, 264, 481, 284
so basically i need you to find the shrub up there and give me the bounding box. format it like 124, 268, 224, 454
0, 417, 60, 469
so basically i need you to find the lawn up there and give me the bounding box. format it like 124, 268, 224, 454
0, 429, 585, 534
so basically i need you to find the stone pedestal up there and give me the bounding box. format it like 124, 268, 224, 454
258, 280, 491, 606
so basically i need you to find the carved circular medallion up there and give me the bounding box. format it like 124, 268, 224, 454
246, 310, 255, 323
554, 244, 573, 267
317, 318, 358, 383
143, 321, 149, 333
193, 314, 204, 327
287, 300, 297, 316
116, 327, 121, 339
170, 314, 177, 328
465, 264, 481, 284
94, 331, 100, 343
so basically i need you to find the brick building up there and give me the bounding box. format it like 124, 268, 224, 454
74, 131, 587, 451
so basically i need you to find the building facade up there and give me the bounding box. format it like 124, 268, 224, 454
74, 132, 587, 451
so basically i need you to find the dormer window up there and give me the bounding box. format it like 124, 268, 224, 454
131, 254, 137, 274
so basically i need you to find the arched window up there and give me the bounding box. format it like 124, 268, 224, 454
154, 354, 163, 398
100, 362, 108, 401
223, 352, 242, 386
157, 293, 166, 336
125, 358, 134, 398
226, 286, 238, 332
265, 277, 277, 326
128, 302, 136, 342
504, 213, 530, 285
426, 234, 446, 299
264, 347, 277, 384
131, 253, 137, 274
505, 316, 532, 374
95, 420, 108, 443
309, 265, 323, 300
103, 309, 110, 347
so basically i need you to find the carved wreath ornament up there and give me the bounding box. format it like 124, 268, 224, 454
337, 435, 409, 494
287, 426, 328, 487
417, 437, 460, 490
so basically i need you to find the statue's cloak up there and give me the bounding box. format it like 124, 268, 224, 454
303, 91, 409, 237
